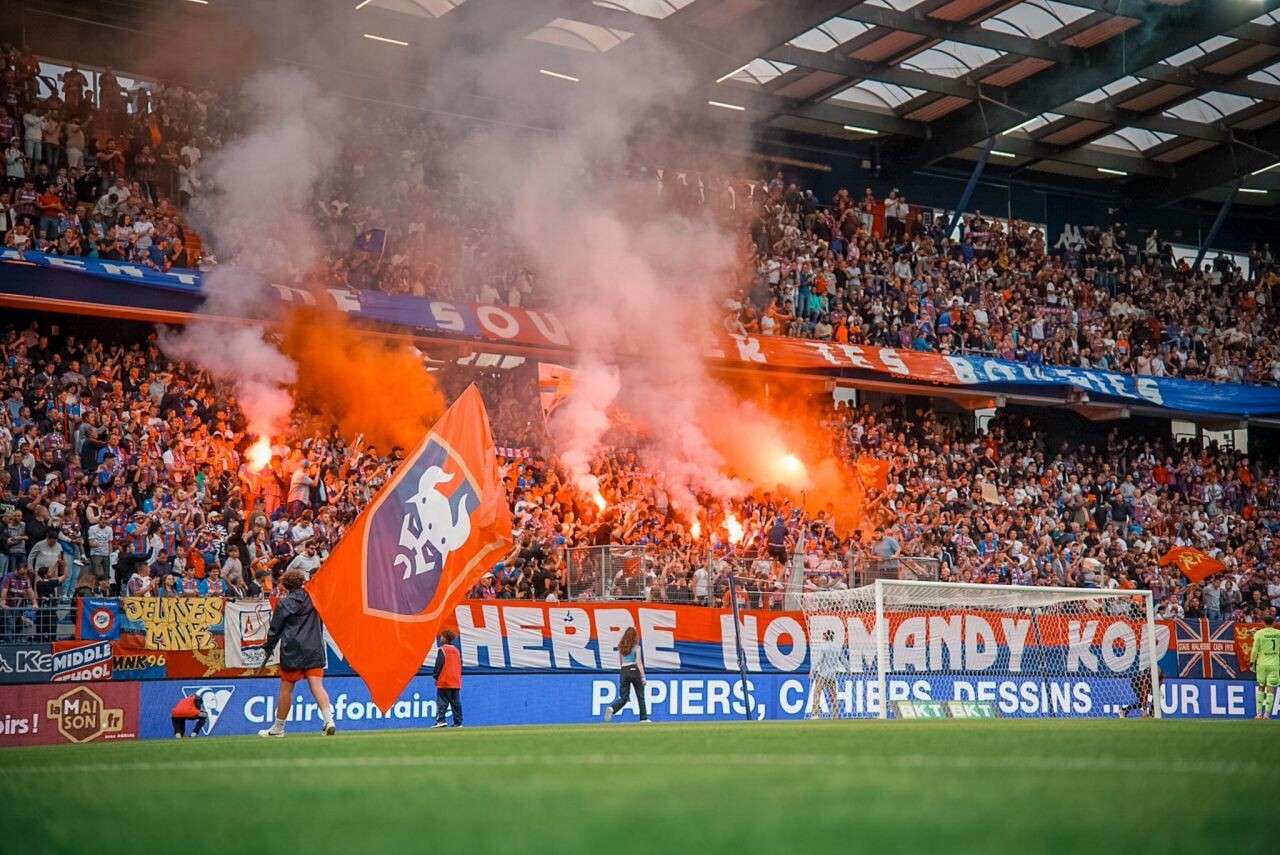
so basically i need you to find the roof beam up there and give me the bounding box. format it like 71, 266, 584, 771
839, 3, 1077, 64
1052, 100, 1230, 142
763, 44, 974, 98
764, 45, 1231, 142
1141, 62, 1280, 103
983, 136, 1170, 177
612, 0, 870, 83
884, 0, 1280, 173
1138, 122, 1280, 206
1230, 22, 1280, 48
714, 85, 929, 138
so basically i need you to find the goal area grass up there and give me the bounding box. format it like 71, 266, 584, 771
1, 719, 1273, 854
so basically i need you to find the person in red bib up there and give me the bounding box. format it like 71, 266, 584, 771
170, 693, 208, 738
432, 629, 463, 728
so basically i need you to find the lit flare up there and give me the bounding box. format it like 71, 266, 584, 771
725, 513, 744, 545
247, 437, 273, 472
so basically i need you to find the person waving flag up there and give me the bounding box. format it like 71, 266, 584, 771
308, 385, 513, 712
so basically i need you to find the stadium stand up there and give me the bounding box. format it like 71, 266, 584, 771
2, 39, 1280, 645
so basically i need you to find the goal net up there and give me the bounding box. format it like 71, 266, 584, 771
802, 580, 1160, 720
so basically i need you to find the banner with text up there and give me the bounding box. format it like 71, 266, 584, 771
7, 250, 1280, 417
119, 598, 225, 651
224, 601, 279, 669
129, 672, 1276, 739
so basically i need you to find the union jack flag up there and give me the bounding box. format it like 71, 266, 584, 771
1174, 618, 1238, 679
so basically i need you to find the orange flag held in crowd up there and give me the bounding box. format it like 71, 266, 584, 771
1157, 546, 1226, 583
308, 384, 513, 711
1235, 623, 1263, 673
855, 455, 891, 492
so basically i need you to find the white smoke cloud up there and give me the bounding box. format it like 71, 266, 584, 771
446, 31, 797, 502
160, 69, 341, 440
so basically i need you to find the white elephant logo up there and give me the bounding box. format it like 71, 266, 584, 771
394, 466, 473, 581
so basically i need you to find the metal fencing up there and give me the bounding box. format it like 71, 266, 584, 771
848, 555, 941, 588
564, 545, 652, 601
0, 597, 81, 645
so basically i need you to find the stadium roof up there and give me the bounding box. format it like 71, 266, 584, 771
17, 0, 1280, 207
364, 0, 1280, 207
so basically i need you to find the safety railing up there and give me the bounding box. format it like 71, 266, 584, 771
0, 596, 81, 645
847, 555, 941, 588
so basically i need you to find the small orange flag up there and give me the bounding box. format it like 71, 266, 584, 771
308, 385, 513, 711
1157, 546, 1226, 584
856, 455, 891, 491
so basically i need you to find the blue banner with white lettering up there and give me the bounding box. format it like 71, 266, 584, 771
133, 672, 1274, 737
7, 248, 1280, 416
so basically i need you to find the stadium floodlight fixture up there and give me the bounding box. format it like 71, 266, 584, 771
1240, 188, 1268, 195
991, 150, 1017, 158
184, 0, 209, 4
1005, 116, 1039, 133
708, 100, 746, 112
1097, 167, 1128, 176
363, 33, 409, 46
1252, 162, 1280, 176
355, 0, 375, 7
539, 69, 580, 82
715, 65, 750, 83
843, 125, 879, 135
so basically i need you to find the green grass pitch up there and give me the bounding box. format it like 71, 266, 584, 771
1, 720, 1274, 854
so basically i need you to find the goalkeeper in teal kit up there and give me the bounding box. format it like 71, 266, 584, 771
1251, 615, 1280, 719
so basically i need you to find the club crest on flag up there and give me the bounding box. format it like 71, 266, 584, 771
363, 436, 483, 618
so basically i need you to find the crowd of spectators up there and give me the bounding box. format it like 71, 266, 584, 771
2, 51, 1278, 646
7, 47, 1279, 390
736, 180, 1280, 385
3, 301, 1278, 645
475, 394, 1280, 627
0, 45, 219, 267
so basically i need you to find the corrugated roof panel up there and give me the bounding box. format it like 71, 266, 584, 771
787, 16, 871, 50
1078, 75, 1143, 104
981, 0, 1091, 39
1151, 139, 1217, 163
1038, 118, 1109, 145
850, 30, 928, 62
901, 40, 1003, 78
1164, 92, 1258, 122
590, 0, 695, 20
1091, 128, 1174, 152
904, 95, 971, 121
1062, 17, 1139, 49
829, 79, 925, 109
1233, 104, 1280, 130
774, 70, 846, 99
1165, 35, 1236, 67
1202, 43, 1280, 76
726, 58, 796, 85
980, 56, 1052, 87
929, 0, 1013, 23
689, 0, 761, 29
1117, 83, 1193, 111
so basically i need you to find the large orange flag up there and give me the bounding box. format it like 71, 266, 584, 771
1157, 546, 1225, 583
308, 384, 513, 711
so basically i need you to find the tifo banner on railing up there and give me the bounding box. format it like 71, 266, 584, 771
11, 600, 1238, 682
7, 249, 1280, 416
224, 600, 278, 669
119, 598, 225, 650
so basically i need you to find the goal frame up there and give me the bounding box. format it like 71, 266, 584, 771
816, 579, 1161, 720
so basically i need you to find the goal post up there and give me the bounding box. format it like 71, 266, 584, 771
802, 580, 1162, 720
